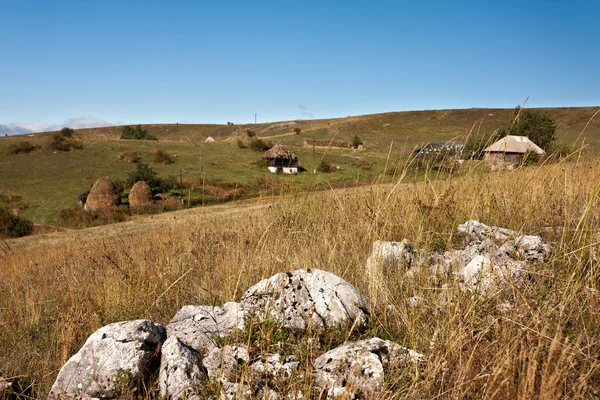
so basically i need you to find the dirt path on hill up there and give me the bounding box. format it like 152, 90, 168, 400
1, 184, 390, 255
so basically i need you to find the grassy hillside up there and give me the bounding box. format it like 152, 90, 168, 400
1, 107, 598, 224
1, 160, 599, 397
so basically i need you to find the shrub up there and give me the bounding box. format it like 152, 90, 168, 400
55, 205, 128, 229
256, 158, 268, 168
151, 149, 174, 165
47, 127, 83, 151
523, 150, 541, 165
120, 125, 157, 140
352, 158, 372, 170
236, 139, 247, 149
503, 107, 557, 151
294, 127, 302, 135
352, 135, 363, 149
318, 159, 336, 173
122, 162, 176, 194
0, 207, 33, 237
245, 129, 257, 139
118, 151, 140, 163
7, 141, 37, 155
249, 138, 272, 152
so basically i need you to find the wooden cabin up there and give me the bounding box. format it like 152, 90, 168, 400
263, 144, 299, 174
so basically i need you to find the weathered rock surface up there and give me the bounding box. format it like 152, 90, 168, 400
220, 381, 252, 400
313, 338, 423, 398
202, 345, 249, 383
249, 353, 299, 383
158, 336, 206, 400
49, 319, 166, 399
241, 269, 369, 331
167, 302, 247, 355
365, 239, 413, 275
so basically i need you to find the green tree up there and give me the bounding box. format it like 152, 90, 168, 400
352, 135, 363, 149
120, 125, 157, 140
501, 107, 557, 150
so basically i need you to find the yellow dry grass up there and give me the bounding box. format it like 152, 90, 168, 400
1, 159, 600, 398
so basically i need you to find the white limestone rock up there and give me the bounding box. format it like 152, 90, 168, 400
167, 302, 247, 355
241, 269, 369, 331
158, 336, 206, 400
313, 338, 423, 398
202, 345, 249, 383
48, 319, 166, 399
365, 239, 413, 275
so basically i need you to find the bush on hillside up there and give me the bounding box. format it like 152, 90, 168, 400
55, 205, 128, 229
0, 207, 33, 237
318, 159, 336, 173
236, 138, 247, 148
47, 127, 83, 151
151, 149, 174, 165
245, 129, 257, 139
294, 127, 302, 135
352, 135, 363, 149
7, 141, 37, 155
118, 151, 140, 163
121, 162, 177, 194
120, 125, 157, 141
249, 138, 272, 152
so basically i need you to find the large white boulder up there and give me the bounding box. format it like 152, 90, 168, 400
48, 320, 166, 399
240, 269, 369, 331
167, 302, 247, 355
313, 338, 423, 398
158, 336, 206, 400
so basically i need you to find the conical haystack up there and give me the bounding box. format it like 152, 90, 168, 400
129, 181, 153, 208
85, 176, 120, 211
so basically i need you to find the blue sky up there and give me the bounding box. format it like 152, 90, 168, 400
1, 0, 599, 133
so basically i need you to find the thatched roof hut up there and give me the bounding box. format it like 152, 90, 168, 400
129, 181, 153, 208
85, 176, 120, 211
264, 144, 298, 161
483, 135, 545, 165
263, 144, 299, 174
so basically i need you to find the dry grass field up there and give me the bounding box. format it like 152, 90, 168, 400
2, 156, 600, 398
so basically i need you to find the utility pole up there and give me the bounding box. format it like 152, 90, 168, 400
313, 144, 316, 174
255, 114, 257, 124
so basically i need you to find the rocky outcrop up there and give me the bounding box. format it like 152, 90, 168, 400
241, 269, 369, 331
49, 320, 166, 399
167, 302, 247, 355
314, 338, 424, 398
369, 220, 552, 295
158, 336, 206, 400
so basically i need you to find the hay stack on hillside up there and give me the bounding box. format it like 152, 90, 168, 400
129, 181, 153, 208
85, 177, 120, 211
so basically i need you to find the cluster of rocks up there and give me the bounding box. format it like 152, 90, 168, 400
366, 220, 552, 296
45, 220, 550, 399
48, 269, 421, 399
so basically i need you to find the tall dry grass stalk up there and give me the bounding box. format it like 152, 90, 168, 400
1, 159, 600, 398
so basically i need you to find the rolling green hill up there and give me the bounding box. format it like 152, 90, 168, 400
1, 107, 598, 224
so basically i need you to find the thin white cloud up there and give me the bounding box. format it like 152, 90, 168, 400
297, 104, 314, 119
0, 116, 113, 136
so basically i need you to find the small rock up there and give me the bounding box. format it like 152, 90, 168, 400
49, 320, 166, 399
241, 269, 369, 331
202, 345, 249, 382
158, 336, 206, 400
167, 302, 247, 355
249, 353, 299, 382
365, 239, 413, 275
516, 235, 552, 261
313, 338, 423, 398
220, 381, 252, 400
457, 220, 516, 244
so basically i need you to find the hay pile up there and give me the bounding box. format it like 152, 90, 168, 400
129, 181, 153, 208
85, 177, 120, 211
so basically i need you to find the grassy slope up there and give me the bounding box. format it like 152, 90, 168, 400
2, 161, 600, 397
1, 107, 598, 223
